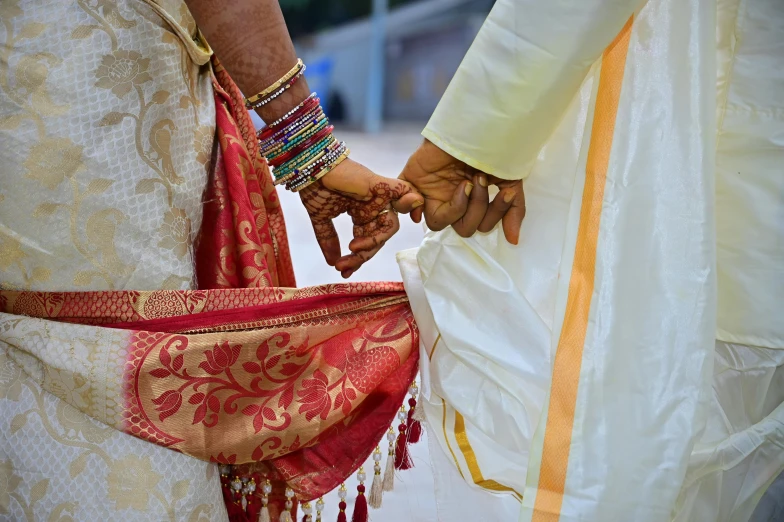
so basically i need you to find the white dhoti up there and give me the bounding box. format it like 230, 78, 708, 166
399, 0, 784, 520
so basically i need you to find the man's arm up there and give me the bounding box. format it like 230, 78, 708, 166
424, 0, 644, 181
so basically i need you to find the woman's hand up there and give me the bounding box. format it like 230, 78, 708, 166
299, 158, 423, 278
399, 139, 525, 244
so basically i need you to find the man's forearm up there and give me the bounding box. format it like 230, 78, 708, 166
185, 0, 310, 122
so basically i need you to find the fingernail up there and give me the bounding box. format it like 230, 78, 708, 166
478, 175, 487, 187
504, 191, 515, 204
465, 183, 474, 197
412, 200, 423, 209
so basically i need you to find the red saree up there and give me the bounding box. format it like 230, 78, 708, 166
0, 60, 419, 521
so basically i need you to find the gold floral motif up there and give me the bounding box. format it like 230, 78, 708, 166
0, 0, 22, 20
193, 126, 214, 168
158, 208, 191, 258
0, 350, 23, 402
55, 400, 113, 444
23, 137, 84, 190
0, 236, 26, 273
0, 459, 22, 515
94, 50, 152, 98
45, 367, 90, 410
97, 0, 137, 30
106, 455, 163, 511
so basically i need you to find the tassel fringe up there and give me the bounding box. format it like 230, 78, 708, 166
369, 447, 383, 509
351, 484, 368, 522
394, 422, 413, 470
407, 397, 422, 444
412, 391, 427, 423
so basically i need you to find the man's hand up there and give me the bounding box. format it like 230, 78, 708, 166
299, 158, 423, 278
399, 139, 525, 244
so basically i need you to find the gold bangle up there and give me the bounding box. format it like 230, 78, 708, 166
245, 59, 304, 106
292, 150, 350, 193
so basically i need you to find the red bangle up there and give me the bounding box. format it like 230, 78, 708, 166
269, 125, 334, 167
258, 96, 320, 140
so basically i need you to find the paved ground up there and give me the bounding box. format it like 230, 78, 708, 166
271, 122, 440, 521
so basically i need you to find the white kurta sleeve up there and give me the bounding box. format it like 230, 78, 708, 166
422, 0, 643, 180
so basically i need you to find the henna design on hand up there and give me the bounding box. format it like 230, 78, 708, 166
300, 180, 407, 269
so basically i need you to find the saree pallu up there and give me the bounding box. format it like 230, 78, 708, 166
0, 284, 418, 498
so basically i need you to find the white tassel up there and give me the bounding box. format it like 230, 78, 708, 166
259, 506, 271, 522
382, 449, 396, 492
280, 487, 294, 522
260, 479, 272, 522
369, 447, 384, 509
412, 391, 426, 423
383, 426, 397, 491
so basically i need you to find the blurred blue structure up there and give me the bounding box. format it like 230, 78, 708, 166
304, 57, 334, 112
295, 0, 493, 129
364, 0, 388, 133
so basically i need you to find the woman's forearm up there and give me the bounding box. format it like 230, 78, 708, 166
185, 0, 310, 122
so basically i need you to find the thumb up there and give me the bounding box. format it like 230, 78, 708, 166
387, 178, 424, 214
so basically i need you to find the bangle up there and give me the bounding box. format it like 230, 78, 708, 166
244, 59, 304, 108
257, 93, 349, 192
260, 93, 318, 133
246, 65, 306, 110
291, 148, 350, 192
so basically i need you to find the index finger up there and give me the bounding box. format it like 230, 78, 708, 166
311, 219, 341, 266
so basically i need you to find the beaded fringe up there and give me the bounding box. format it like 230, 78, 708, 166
216, 381, 424, 522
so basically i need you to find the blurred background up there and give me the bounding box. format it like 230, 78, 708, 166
247, 1, 495, 520
284, 0, 493, 129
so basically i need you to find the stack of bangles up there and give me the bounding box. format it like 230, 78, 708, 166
246, 60, 349, 192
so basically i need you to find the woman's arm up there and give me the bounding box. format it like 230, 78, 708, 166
184, 0, 424, 277
185, 0, 309, 123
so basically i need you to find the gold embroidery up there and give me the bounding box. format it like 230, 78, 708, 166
0, 460, 22, 515
94, 49, 153, 98
158, 207, 192, 258
106, 455, 163, 511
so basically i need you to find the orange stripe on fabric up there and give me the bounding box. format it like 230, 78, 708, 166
531, 17, 633, 522
454, 410, 523, 500
442, 399, 466, 480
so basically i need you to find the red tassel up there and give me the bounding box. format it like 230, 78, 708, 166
337, 501, 348, 522
351, 485, 368, 522
407, 397, 422, 444
394, 423, 413, 470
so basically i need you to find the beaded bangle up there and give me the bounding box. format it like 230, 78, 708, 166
246, 65, 306, 110
257, 89, 348, 192
273, 136, 337, 182
244, 59, 304, 108
261, 113, 326, 156
259, 93, 318, 134
259, 107, 324, 151
288, 144, 343, 183
291, 148, 350, 192
285, 142, 347, 189
258, 98, 323, 145
270, 125, 334, 168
